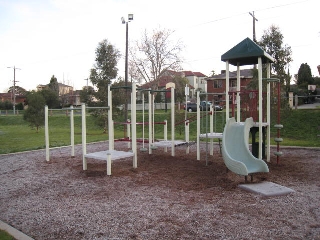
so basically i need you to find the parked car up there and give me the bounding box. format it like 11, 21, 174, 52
183, 101, 223, 112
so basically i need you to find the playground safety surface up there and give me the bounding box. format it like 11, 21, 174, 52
0, 142, 319, 239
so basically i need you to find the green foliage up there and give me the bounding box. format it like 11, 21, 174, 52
48, 75, 59, 94
16, 102, 24, 110
90, 39, 121, 105
80, 86, 95, 105
23, 91, 46, 132
296, 63, 314, 88
171, 76, 189, 102
111, 78, 127, 109
258, 25, 292, 87
40, 89, 60, 108
0, 100, 13, 110
8, 85, 28, 96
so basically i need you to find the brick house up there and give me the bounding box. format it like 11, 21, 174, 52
140, 73, 194, 102
140, 70, 206, 101
0, 92, 26, 105
205, 69, 254, 105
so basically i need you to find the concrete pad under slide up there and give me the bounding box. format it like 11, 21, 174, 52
239, 181, 295, 197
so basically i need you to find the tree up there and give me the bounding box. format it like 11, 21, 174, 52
23, 91, 46, 132
111, 77, 127, 111
89, 39, 121, 106
40, 89, 60, 108
8, 86, 28, 96
171, 76, 189, 103
80, 86, 95, 105
258, 25, 292, 88
130, 27, 183, 89
48, 75, 59, 95
296, 63, 314, 88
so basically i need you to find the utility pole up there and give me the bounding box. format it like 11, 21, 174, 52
84, 78, 89, 90
7, 66, 21, 115
249, 11, 258, 42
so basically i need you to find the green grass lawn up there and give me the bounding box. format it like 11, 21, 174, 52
0, 230, 14, 240
0, 109, 319, 154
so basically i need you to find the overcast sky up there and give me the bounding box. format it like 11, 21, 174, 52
0, 0, 319, 92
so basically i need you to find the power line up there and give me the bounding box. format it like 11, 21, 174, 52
183, 0, 309, 29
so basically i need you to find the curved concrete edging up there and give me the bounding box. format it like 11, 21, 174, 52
0, 220, 34, 240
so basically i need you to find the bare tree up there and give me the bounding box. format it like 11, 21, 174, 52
130, 27, 184, 89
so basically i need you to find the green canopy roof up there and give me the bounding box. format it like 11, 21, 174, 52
221, 37, 274, 66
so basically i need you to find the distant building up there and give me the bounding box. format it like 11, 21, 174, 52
181, 71, 207, 98
205, 69, 254, 105
140, 70, 207, 101
37, 82, 76, 106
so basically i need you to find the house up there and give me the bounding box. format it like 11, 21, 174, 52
37, 82, 75, 106
182, 71, 208, 95
140, 70, 206, 101
205, 69, 254, 105
0, 92, 26, 105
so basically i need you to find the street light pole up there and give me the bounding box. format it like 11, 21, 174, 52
122, 14, 133, 124
7, 66, 21, 115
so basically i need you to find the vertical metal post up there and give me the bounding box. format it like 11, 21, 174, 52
45, 105, 49, 161
81, 103, 87, 170
226, 61, 230, 121
70, 105, 74, 157
258, 57, 263, 160
124, 21, 129, 126
171, 87, 175, 156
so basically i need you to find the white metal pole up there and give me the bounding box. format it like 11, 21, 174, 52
171, 87, 175, 156
107, 153, 112, 176
108, 85, 113, 151
226, 61, 230, 121
266, 63, 271, 162
45, 105, 49, 161
196, 91, 200, 160
142, 92, 145, 149
152, 93, 155, 145
127, 119, 131, 149
210, 105, 213, 156
81, 103, 87, 170
258, 57, 263, 160
132, 82, 137, 168
186, 120, 189, 154
148, 91, 152, 154
164, 120, 167, 152
237, 64, 241, 122
70, 105, 74, 157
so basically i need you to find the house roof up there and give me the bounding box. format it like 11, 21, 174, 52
193, 72, 207, 77
206, 69, 254, 80
221, 37, 274, 66
182, 71, 207, 77
140, 75, 194, 89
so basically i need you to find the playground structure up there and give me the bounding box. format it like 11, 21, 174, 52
45, 83, 138, 175
222, 117, 269, 181
196, 92, 226, 163
43, 38, 283, 178
220, 37, 282, 176
148, 83, 193, 156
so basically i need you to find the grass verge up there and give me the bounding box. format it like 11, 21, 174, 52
0, 109, 319, 154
